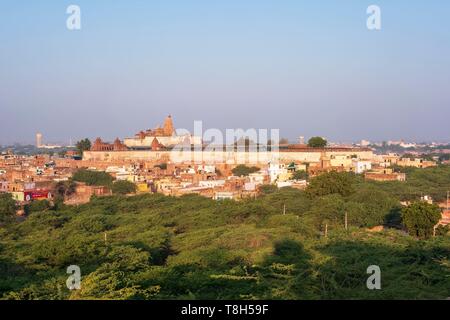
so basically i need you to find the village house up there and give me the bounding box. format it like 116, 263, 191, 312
397, 157, 437, 168
64, 182, 112, 205
364, 168, 406, 182
377, 153, 400, 167
351, 160, 372, 174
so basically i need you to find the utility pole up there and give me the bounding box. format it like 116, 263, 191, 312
104, 232, 107, 245
283, 204, 286, 215
325, 224, 328, 238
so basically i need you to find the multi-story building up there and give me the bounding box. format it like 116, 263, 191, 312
397, 158, 437, 168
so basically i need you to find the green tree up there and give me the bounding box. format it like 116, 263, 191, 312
112, 180, 137, 195
0, 193, 17, 224
347, 186, 401, 227
54, 180, 77, 198
307, 137, 327, 148
24, 200, 51, 215
72, 169, 114, 187
259, 184, 278, 194
154, 163, 167, 170
232, 165, 260, 177
292, 170, 308, 180
306, 171, 355, 198
305, 194, 346, 228
76, 138, 91, 155
435, 224, 449, 236
401, 201, 442, 239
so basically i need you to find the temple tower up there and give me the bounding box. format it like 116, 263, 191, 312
163, 115, 174, 136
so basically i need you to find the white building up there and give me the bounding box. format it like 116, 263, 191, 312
351, 160, 372, 174
197, 165, 216, 174
248, 172, 267, 185
198, 180, 225, 188
244, 182, 256, 191
268, 162, 289, 183
213, 192, 235, 200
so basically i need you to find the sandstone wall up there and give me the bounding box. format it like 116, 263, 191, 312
83, 149, 374, 165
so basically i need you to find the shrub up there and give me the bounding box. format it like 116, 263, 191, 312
112, 180, 137, 195
72, 169, 114, 187
232, 165, 260, 177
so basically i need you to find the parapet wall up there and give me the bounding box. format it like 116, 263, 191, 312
83, 149, 374, 165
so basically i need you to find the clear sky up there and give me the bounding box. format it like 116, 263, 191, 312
0, 0, 449, 145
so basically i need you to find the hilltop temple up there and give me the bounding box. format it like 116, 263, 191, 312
134, 115, 175, 138
123, 115, 201, 149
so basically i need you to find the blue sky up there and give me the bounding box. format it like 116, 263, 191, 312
0, 1, 449, 144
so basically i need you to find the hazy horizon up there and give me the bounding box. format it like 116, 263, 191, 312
1, 1, 449, 145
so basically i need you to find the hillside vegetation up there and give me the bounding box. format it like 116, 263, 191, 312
0, 167, 449, 300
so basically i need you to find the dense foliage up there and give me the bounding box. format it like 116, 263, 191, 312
402, 202, 442, 239
371, 165, 450, 202
0, 193, 448, 299
307, 137, 327, 148
112, 181, 137, 195
0, 166, 449, 300
232, 165, 260, 177
54, 181, 77, 198
72, 169, 114, 187
292, 170, 308, 180
0, 193, 16, 225
306, 172, 355, 198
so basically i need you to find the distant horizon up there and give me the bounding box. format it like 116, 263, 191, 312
1, 1, 449, 144
2, 126, 450, 149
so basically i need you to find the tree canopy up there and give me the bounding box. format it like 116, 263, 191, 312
72, 169, 114, 187
0, 193, 16, 224
54, 181, 77, 198
76, 138, 91, 155
0, 190, 448, 300
401, 201, 442, 239
307, 137, 327, 148
306, 171, 356, 198
232, 165, 260, 177
0, 166, 449, 300
112, 180, 137, 195
292, 170, 308, 180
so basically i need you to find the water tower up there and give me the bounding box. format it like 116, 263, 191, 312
36, 133, 43, 148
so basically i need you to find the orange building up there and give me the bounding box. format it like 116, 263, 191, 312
91, 138, 128, 152
134, 115, 175, 139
